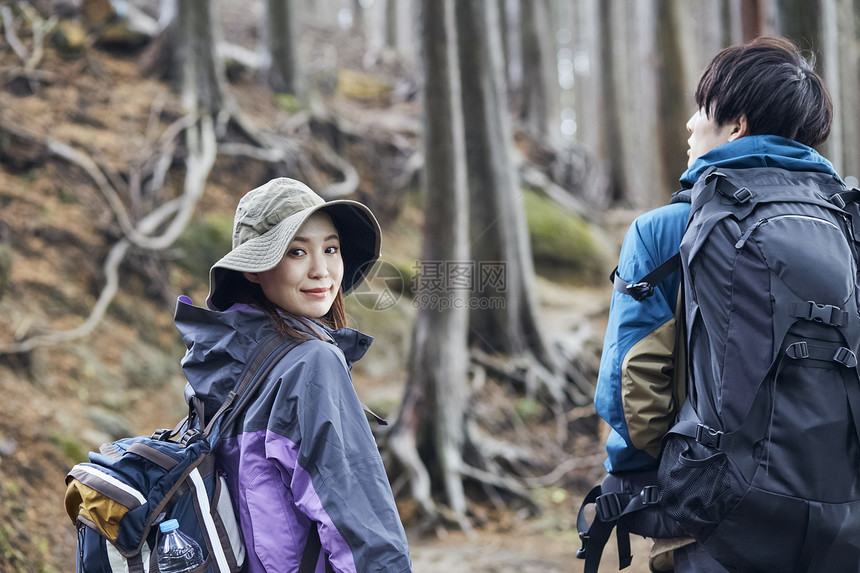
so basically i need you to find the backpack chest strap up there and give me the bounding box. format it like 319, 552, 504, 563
790, 301, 849, 327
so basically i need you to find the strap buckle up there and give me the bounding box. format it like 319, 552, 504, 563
795, 301, 847, 326
834, 347, 858, 368
595, 492, 623, 521
695, 423, 723, 449
809, 302, 838, 324
786, 341, 809, 360
732, 187, 753, 204
151, 428, 174, 441
640, 485, 659, 506
576, 531, 588, 559
831, 192, 847, 209
181, 428, 203, 445
704, 170, 726, 184
626, 282, 654, 302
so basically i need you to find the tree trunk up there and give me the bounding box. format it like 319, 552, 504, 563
775, 0, 822, 53
388, 0, 471, 523
519, 0, 560, 144
265, 0, 305, 98
497, 0, 511, 86
821, 0, 842, 171
655, 0, 689, 197
597, 0, 626, 204
774, 0, 830, 159
740, 0, 766, 41
169, 0, 229, 115
352, 0, 365, 33
834, 0, 860, 180
384, 0, 398, 49
455, 0, 554, 369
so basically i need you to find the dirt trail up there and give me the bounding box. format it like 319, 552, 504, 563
406, 280, 657, 573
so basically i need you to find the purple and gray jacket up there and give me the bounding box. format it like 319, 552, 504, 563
174, 298, 412, 572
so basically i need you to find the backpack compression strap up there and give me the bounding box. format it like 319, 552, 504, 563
576, 483, 661, 572
610, 253, 681, 302
609, 170, 754, 302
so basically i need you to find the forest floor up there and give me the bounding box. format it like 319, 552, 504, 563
402, 283, 656, 573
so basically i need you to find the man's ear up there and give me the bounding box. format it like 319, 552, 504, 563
243, 271, 261, 284
728, 115, 749, 141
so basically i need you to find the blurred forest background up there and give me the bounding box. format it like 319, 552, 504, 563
0, 0, 857, 571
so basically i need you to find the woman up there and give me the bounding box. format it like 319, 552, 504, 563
174, 178, 412, 572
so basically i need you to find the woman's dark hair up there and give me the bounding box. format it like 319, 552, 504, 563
234, 277, 347, 341
695, 36, 832, 147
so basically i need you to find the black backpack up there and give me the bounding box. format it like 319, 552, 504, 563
580, 167, 860, 572
664, 167, 860, 572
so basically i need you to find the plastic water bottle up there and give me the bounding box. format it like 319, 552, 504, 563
156, 519, 204, 573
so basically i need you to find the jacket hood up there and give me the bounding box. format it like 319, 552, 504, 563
173, 296, 372, 413
680, 135, 840, 189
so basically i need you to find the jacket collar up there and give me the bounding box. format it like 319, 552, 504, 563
680, 135, 840, 188
317, 323, 373, 368
174, 296, 373, 368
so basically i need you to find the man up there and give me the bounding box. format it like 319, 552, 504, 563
595, 36, 843, 571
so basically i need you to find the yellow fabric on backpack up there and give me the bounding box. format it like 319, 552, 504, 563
64, 479, 129, 541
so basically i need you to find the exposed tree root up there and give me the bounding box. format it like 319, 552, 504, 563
383, 339, 600, 536
1, 2, 56, 93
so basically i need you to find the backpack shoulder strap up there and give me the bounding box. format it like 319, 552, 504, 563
198, 335, 301, 441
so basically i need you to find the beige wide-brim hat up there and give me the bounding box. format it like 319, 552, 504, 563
207, 178, 381, 311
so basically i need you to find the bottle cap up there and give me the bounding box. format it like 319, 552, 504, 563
159, 519, 180, 533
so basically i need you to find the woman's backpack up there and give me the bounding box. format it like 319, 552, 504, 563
64, 335, 299, 573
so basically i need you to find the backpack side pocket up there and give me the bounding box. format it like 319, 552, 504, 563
657, 434, 747, 541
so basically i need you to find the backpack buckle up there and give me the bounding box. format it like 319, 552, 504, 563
794, 301, 847, 326
640, 485, 659, 506
151, 429, 174, 441
595, 492, 623, 521
181, 429, 203, 445
705, 170, 726, 184
626, 282, 654, 301
695, 423, 723, 449
576, 531, 588, 559
831, 193, 847, 209
732, 187, 753, 204
833, 347, 858, 368
786, 341, 809, 359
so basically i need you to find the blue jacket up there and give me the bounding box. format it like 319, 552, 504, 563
174, 297, 412, 572
595, 135, 840, 473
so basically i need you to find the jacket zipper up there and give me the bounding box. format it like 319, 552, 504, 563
735, 214, 840, 249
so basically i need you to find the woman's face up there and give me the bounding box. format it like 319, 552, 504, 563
244, 211, 344, 318
686, 109, 737, 167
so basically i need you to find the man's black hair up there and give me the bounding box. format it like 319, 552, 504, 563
695, 36, 832, 147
